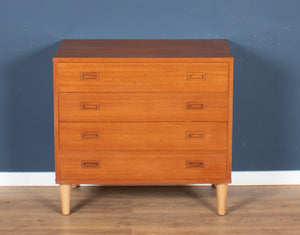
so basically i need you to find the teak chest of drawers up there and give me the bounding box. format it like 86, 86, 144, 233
53, 39, 234, 216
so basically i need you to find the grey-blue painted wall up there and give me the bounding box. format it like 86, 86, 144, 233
0, 0, 299, 171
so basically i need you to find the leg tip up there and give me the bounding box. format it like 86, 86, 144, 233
218, 211, 226, 216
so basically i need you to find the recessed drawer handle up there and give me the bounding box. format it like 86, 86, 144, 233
186, 160, 205, 168
187, 131, 205, 139
186, 103, 205, 110
81, 103, 100, 110
188, 134, 204, 138
187, 72, 206, 80
80, 72, 99, 80
81, 132, 100, 139
81, 161, 100, 168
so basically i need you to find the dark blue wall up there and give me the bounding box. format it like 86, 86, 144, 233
0, 0, 300, 171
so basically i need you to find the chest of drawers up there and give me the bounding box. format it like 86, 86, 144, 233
53, 39, 234, 216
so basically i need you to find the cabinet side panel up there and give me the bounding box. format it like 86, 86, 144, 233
227, 59, 234, 181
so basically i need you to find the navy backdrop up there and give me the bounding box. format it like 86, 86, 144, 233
0, 0, 299, 171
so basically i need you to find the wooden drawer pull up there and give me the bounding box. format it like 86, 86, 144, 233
80, 72, 99, 80
81, 103, 100, 110
186, 103, 205, 110
81, 160, 100, 168
188, 134, 204, 138
187, 72, 206, 80
186, 160, 205, 168
81, 132, 100, 139
187, 131, 205, 139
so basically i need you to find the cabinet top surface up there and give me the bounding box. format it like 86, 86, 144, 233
54, 39, 233, 59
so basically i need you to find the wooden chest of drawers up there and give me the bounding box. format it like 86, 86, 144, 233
53, 39, 234, 215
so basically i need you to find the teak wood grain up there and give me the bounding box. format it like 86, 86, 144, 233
57, 151, 227, 184
53, 39, 234, 215
59, 122, 228, 151
59, 92, 228, 122
54, 39, 233, 60
56, 62, 228, 92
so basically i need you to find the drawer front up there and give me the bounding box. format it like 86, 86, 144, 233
59, 122, 228, 151
58, 151, 227, 181
55, 63, 228, 92
59, 92, 228, 122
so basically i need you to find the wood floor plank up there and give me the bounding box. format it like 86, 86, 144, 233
0, 186, 299, 234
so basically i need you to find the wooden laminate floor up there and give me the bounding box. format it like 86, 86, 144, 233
0, 186, 299, 235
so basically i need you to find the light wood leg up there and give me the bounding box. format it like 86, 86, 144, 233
60, 184, 71, 215
71, 184, 79, 189
216, 184, 228, 216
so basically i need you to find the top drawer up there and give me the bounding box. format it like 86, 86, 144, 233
55, 63, 228, 92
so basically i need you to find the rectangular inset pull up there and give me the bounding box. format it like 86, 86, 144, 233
187, 72, 206, 80
81, 160, 101, 168
80, 72, 99, 80
81, 132, 100, 140
186, 103, 205, 110
186, 160, 205, 168
186, 131, 205, 140
80, 103, 100, 110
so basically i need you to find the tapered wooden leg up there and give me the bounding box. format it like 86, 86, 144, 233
71, 184, 79, 189
60, 184, 71, 215
216, 184, 228, 216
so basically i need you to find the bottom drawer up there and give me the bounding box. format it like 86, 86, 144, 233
57, 151, 228, 184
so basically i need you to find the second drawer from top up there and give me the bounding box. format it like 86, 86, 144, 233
59, 92, 228, 122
